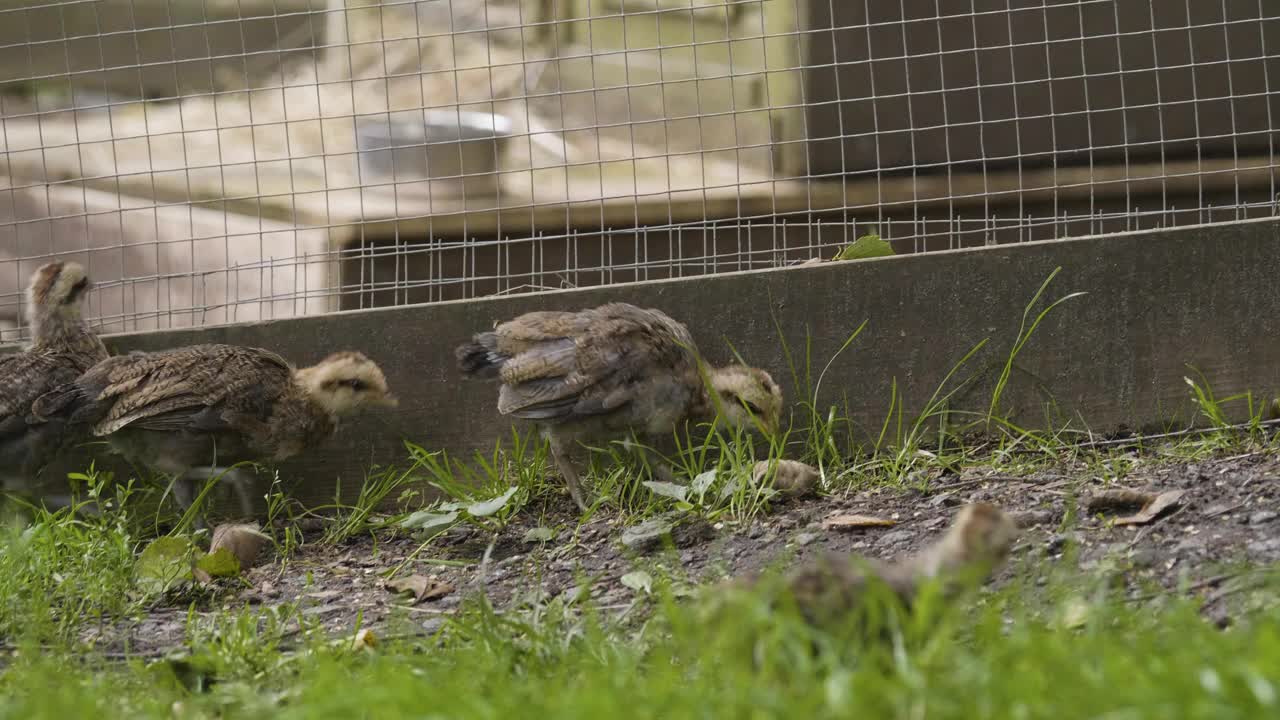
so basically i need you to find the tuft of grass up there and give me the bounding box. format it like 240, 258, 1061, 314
0, 464, 145, 642
315, 462, 421, 546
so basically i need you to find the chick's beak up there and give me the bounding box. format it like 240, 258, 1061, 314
379, 393, 400, 408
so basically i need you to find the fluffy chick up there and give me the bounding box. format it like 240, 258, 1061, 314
780, 503, 1020, 625
457, 302, 783, 510
33, 345, 396, 520
0, 262, 109, 497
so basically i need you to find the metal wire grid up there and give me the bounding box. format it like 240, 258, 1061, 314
0, 0, 1277, 341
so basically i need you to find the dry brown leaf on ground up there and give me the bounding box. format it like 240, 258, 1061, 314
385, 574, 455, 603
754, 459, 820, 499
1115, 490, 1187, 526
823, 514, 897, 531
209, 523, 270, 570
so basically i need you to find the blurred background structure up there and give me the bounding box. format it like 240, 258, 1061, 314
0, 0, 1277, 339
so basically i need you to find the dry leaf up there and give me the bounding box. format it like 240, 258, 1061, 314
353, 629, 377, 651
823, 514, 897, 531
1085, 489, 1155, 514
209, 523, 270, 571
1115, 490, 1186, 526
385, 574, 454, 603
754, 460, 819, 499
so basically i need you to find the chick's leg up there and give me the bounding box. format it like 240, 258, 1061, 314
169, 472, 206, 530
636, 435, 678, 484
182, 466, 257, 522
547, 432, 588, 512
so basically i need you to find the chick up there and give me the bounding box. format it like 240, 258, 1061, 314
780, 503, 1020, 625
33, 345, 397, 521
0, 262, 109, 499
457, 302, 783, 511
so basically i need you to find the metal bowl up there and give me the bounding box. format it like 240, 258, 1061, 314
356, 110, 511, 196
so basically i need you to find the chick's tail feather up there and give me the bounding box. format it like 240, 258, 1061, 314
29, 384, 80, 422
455, 333, 506, 378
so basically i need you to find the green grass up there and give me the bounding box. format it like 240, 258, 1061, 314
2, 565, 1279, 719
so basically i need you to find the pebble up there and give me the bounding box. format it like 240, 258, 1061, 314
1046, 533, 1077, 554
794, 532, 818, 547
877, 529, 914, 546
1129, 548, 1159, 569
1249, 510, 1278, 525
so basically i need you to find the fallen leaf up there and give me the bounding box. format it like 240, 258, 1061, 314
136, 536, 197, 594
754, 460, 819, 499
621, 516, 675, 551
1085, 489, 1155, 514
193, 548, 241, 584
1057, 597, 1092, 630
621, 570, 654, 594
1115, 490, 1186, 526
822, 514, 897, 531
385, 574, 454, 603
523, 527, 557, 543
208, 523, 269, 571
352, 628, 377, 651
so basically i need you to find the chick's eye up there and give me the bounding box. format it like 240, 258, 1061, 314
741, 401, 763, 415
342, 379, 368, 391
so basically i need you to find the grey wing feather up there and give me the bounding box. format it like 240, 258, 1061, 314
494, 304, 695, 423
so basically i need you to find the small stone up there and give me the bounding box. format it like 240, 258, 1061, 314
1047, 533, 1076, 554
1204, 503, 1235, 517
421, 617, 447, 635
1174, 536, 1206, 553
1247, 537, 1280, 558
795, 532, 818, 546
1128, 548, 1159, 569
1249, 511, 1278, 526
1012, 509, 1058, 528
877, 528, 914, 546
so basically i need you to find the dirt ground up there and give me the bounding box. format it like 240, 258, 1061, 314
98, 449, 1280, 656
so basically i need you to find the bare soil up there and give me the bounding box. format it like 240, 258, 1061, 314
98, 449, 1280, 656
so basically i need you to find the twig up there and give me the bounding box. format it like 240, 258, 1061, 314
472, 534, 499, 590
1202, 576, 1268, 608
1126, 571, 1249, 603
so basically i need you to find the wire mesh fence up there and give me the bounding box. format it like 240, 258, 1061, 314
0, 0, 1277, 340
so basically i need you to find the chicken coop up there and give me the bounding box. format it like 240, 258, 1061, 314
1, 0, 1276, 340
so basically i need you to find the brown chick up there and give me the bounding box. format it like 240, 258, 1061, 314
779, 503, 1020, 625
456, 302, 783, 510
0, 262, 109, 499
33, 345, 397, 521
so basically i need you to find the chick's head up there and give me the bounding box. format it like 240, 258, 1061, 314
298, 351, 399, 416
944, 503, 1020, 570
709, 364, 783, 435
28, 262, 91, 314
